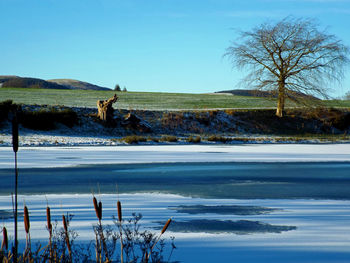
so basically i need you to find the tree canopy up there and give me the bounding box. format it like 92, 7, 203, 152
225, 17, 349, 117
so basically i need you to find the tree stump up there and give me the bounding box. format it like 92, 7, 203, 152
122, 113, 152, 133
97, 94, 118, 123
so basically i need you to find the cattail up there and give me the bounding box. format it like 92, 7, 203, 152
161, 218, 172, 234
117, 200, 124, 263
12, 115, 18, 153
24, 206, 30, 234
98, 201, 102, 220
117, 201, 122, 222
46, 206, 52, 234
149, 218, 173, 260
93, 197, 102, 221
1, 226, 8, 251
62, 215, 68, 233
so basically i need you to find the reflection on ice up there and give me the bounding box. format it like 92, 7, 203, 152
169, 204, 279, 215
155, 219, 296, 234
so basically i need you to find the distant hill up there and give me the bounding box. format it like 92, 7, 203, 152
0, 76, 110, 91
48, 79, 110, 91
0, 76, 69, 89
216, 89, 320, 101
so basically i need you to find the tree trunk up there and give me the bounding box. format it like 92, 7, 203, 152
97, 94, 118, 122
276, 81, 285, 117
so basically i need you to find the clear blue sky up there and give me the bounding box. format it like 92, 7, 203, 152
1, 0, 349, 97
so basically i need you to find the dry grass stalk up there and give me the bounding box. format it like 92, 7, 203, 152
1, 227, 8, 251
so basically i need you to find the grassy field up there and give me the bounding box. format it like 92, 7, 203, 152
1, 87, 349, 110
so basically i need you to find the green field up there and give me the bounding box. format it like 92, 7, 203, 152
1, 88, 349, 110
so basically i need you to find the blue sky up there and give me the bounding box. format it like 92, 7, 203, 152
1, 0, 349, 97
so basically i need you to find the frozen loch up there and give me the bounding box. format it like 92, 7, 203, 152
1, 144, 350, 262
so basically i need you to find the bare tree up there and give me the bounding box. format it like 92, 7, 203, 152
225, 17, 349, 117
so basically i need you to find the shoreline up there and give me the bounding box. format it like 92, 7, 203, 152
1, 133, 350, 147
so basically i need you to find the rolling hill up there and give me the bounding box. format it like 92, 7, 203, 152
0, 76, 110, 91
216, 89, 320, 101
47, 79, 110, 91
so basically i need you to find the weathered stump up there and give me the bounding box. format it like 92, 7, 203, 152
97, 94, 118, 123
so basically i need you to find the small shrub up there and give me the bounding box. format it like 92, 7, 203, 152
0, 100, 19, 123
160, 135, 178, 142
123, 135, 147, 144
187, 136, 201, 143
224, 109, 236, 116
20, 107, 78, 130
207, 135, 232, 143
147, 136, 160, 142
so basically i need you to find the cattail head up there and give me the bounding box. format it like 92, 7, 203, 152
161, 218, 172, 234
46, 206, 52, 234
117, 201, 122, 222
1, 226, 8, 251
24, 206, 30, 234
62, 215, 68, 233
98, 201, 102, 220
93, 197, 102, 221
12, 115, 18, 153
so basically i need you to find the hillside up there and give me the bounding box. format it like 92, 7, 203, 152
0, 76, 110, 91
216, 89, 320, 101
0, 76, 68, 89
48, 79, 110, 91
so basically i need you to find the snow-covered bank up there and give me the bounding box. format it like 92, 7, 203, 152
0, 144, 350, 169
1, 133, 350, 147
